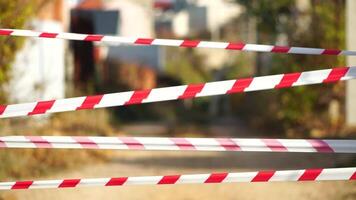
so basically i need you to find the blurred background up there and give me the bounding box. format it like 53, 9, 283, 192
0, 0, 356, 199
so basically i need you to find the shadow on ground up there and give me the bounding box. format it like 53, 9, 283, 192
111, 151, 356, 170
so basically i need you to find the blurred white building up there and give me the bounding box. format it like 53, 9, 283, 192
105, 0, 154, 37
83, 0, 159, 70
71, 0, 154, 37
155, 0, 241, 69
188, 0, 241, 38
70, 0, 161, 90
157, 0, 241, 38
9, 0, 67, 102
172, 10, 189, 37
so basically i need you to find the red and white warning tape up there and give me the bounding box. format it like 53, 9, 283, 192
1, 29, 355, 56
1, 136, 356, 153
1, 167, 355, 190
0, 66, 355, 118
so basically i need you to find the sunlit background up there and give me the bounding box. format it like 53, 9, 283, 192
0, 0, 355, 199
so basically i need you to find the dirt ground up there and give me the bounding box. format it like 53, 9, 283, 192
2, 150, 356, 200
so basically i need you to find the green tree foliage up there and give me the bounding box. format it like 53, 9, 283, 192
0, 0, 37, 103
165, 48, 210, 84
236, 0, 295, 42
274, 0, 345, 132
235, 0, 346, 134
165, 48, 212, 121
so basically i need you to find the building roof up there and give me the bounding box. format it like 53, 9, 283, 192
76, 0, 104, 9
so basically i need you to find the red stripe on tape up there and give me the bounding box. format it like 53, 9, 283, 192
84, 35, 104, 41
323, 67, 349, 83
0, 139, 6, 148
226, 42, 245, 50
11, 181, 33, 189
275, 73, 301, 89
124, 90, 151, 105
106, 177, 128, 186
322, 49, 341, 55
227, 78, 253, 93
59, 179, 80, 188
262, 139, 288, 151
170, 138, 195, 150
158, 175, 181, 184
134, 38, 154, 45
216, 138, 241, 151
350, 172, 356, 180
25, 136, 52, 148
118, 137, 144, 150
308, 140, 334, 153
0, 105, 6, 115
180, 40, 200, 47
205, 173, 228, 183
298, 169, 322, 181
179, 84, 204, 99
252, 171, 275, 182
28, 100, 55, 115
76, 95, 103, 110
39, 32, 58, 38
271, 46, 290, 53
73, 137, 99, 149
0, 30, 13, 35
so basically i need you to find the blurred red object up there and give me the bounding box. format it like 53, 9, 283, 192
154, 0, 173, 10
77, 0, 104, 10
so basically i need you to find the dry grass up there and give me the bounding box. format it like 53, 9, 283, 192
0, 109, 116, 181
